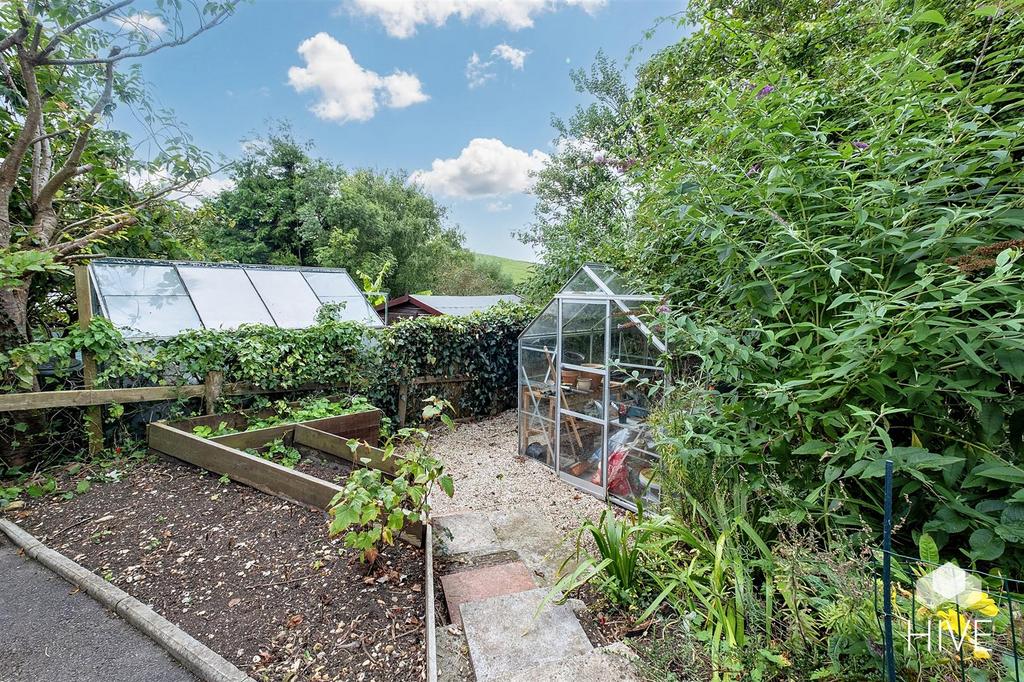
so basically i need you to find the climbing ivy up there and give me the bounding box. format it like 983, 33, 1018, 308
1, 303, 534, 424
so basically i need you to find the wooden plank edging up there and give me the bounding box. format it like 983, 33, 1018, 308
148, 418, 423, 548
149, 422, 342, 509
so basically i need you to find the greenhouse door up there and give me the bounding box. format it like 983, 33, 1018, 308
554, 298, 610, 498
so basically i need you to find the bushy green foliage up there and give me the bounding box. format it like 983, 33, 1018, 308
327, 398, 455, 564
643, 0, 1024, 567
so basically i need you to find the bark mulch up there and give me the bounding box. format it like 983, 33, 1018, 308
9, 457, 426, 682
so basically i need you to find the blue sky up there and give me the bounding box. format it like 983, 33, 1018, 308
114, 0, 686, 261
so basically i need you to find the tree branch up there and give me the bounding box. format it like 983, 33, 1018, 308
33, 56, 117, 209
40, 6, 235, 66
50, 216, 139, 258
0, 47, 44, 222
0, 27, 27, 54
38, 0, 135, 59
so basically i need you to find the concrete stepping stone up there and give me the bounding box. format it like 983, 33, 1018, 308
440, 560, 536, 627
433, 512, 500, 557
502, 642, 641, 681
488, 510, 569, 585
460, 587, 592, 682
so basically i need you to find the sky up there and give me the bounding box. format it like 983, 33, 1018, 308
112, 0, 687, 262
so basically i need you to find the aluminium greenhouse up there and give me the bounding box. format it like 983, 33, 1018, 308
518, 264, 666, 510
87, 258, 384, 339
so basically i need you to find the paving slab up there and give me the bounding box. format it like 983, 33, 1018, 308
0, 534, 196, 682
460, 587, 592, 682
433, 512, 500, 557
440, 560, 536, 627
503, 642, 642, 681
488, 509, 569, 585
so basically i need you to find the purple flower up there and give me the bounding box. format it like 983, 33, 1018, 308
657, 304, 670, 315
756, 84, 775, 99
852, 140, 869, 150
745, 162, 762, 178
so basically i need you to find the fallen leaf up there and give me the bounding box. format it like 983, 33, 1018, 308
287, 614, 303, 628
228, 598, 241, 608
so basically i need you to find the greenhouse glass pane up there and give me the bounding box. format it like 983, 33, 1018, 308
302, 271, 362, 298
611, 321, 660, 367
561, 300, 607, 367
607, 423, 660, 507
558, 415, 604, 488
562, 300, 607, 334
245, 269, 321, 327
559, 268, 602, 295
102, 295, 202, 339
318, 295, 383, 326
522, 301, 557, 338
586, 264, 634, 296
92, 263, 185, 296
177, 266, 273, 329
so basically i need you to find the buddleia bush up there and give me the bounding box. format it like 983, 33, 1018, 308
633, 1, 1024, 566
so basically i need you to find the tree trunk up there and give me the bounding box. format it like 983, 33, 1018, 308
0, 280, 30, 352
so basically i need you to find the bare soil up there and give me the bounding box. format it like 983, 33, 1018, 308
9, 457, 426, 682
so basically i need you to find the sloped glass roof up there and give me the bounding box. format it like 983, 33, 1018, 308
521, 264, 666, 353
89, 258, 384, 339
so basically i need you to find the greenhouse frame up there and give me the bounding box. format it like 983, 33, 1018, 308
517, 264, 666, 510
86, 258, 384, 339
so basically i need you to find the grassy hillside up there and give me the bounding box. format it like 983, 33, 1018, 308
473, 252, 535, 285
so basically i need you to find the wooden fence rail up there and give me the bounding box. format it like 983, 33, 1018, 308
0, 377, 325, 414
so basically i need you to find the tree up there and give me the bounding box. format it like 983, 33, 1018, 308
517, 51, 640, 303
0, 0, 238, 349
196, 130, 501, 296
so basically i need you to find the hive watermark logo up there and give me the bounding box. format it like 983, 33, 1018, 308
906, 562, 996, 660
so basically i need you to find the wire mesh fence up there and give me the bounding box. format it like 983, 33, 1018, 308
875, 460, 1023, 681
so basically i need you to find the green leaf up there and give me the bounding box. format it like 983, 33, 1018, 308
439, 474, 454, 498
968, 528, 1004, 561
912, 9, 946, 25
918, 533, 939, 565
792, 440, 830, 455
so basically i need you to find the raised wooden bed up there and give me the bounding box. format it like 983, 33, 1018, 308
147, 407, 425, 547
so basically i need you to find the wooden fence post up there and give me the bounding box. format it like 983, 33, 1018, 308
74, 265, 103, 454
397, 381, 409, 429
203, 371, 224, 414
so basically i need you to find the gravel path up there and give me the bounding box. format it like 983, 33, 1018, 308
428, 410, 606, 539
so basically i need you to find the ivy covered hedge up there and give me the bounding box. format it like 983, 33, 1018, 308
1, 302, 534, 423
370, 303, 535, 419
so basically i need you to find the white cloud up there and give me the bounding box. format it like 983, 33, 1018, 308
486, 200, 512, 212
492, 44, 528, 70
346, 0, 606, 38
381, 71, 429, 107
465, 52, 495, 89
410, 138, 549, 198
466, 44, 529, 89
287, 33, 428, 124
110, 13, 168, 37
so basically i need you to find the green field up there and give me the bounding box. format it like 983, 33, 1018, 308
473, 252, 535, 285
